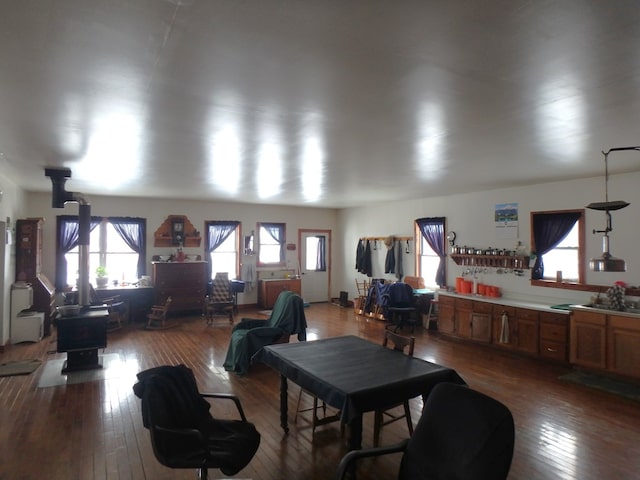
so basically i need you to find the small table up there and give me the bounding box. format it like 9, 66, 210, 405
255, 335, 465, 450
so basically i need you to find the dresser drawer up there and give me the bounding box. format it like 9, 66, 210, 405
539, 339, 567, 362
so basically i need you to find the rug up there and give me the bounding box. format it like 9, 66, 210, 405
0, 359, 42, 377
37, 353, 125, 388
560, 371, 640, 402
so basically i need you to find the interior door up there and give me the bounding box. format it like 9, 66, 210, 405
299, 229, 330, 303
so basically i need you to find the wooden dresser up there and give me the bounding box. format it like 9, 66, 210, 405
151, 261, 207, 313
15, 218, 56, 336
258, 278, 301, 309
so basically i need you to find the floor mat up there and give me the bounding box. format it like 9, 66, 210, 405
37, 353, 124, 388
559, 371, 640, 402
0, 359, 42, 377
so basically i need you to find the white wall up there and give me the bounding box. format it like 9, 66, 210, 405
339, 172, 640, 305
0, 173, 29, 346
25, 192, 340, 306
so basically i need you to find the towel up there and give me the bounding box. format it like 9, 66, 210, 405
241, 262, 256, 293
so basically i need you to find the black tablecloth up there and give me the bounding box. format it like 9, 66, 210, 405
255, 335, 466, 424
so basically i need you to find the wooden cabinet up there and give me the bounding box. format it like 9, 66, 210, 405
258, 279, 301, 309
454, 298, 473, 338
515, 308, 539, 355
152, 262, 207, 313
570, 310, 607, 370
607, 315, 640, 378
539, 312, 568, 362
437, 295, 456, 335
15, 218, 56, 336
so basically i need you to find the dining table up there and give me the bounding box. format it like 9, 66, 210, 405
254, 335, 466, 450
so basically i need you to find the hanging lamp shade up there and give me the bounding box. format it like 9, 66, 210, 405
586, 146, 640, 272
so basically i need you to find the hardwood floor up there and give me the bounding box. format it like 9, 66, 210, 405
1, 303, 639, 479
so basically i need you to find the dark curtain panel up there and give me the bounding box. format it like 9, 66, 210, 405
315, 235, 326, 271
110, 217, 146, 278
205, 221, 240, 279
531, 212, 581, 279
415, 217, 447, 287
262, 222, 286, 263
55, 215, 101, 291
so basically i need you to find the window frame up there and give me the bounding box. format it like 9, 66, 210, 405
530, 209, 586, 291
256, 222, 286, 267
204, 220, 241, 280
414, 217, 447, 289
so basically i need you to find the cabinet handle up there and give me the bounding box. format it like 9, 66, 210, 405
546, 347, 557, 353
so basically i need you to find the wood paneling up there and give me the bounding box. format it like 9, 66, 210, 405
0, 304, 638, 479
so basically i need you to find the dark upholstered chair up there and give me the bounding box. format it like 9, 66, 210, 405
335, 382, 515, 480
223, 290, 307, 375
133, 364, 260, 479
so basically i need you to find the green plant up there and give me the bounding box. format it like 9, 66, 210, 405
95, 266, 108, 278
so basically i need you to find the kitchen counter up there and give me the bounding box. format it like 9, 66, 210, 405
438, 290, 572, 315
570, 304, 640, 319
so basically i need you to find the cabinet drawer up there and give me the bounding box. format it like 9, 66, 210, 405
540, 339, 567, 362
516, 308, 539, 321
456, 298, 473, 310
473, 300, 493, 314
438, 295, 455, 306
493, 305, 516, 317
540, 322, 567, 342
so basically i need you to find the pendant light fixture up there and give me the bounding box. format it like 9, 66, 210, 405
586, 146, 640, 272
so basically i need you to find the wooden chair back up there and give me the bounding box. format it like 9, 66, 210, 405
382, 329, 415, 356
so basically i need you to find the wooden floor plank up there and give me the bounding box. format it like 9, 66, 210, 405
1, 303, 639, 479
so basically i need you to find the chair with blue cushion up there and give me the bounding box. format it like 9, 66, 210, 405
223, 290, 307, 375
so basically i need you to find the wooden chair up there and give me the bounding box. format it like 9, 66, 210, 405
104, 296, 127, 331
373, 329, 415, 446
294, 388, 343, 434
204, 273, 234, 325
146, 297, 173, 330
354, 278, 370, 315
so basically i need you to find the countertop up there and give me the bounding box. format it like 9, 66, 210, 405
438, 290, 572, 314
438, 290, 640, 318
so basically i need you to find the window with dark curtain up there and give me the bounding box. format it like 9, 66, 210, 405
55, 215, 101, 291
415, 217, 447, 287
204, 221, 240, 280
55, 215, 145, 291
531, 211, 582, 280
258, 222, 286, 265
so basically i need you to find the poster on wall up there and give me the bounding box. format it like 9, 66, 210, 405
495, 202, 518, 239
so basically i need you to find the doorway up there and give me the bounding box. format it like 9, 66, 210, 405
299, 229, 331, 303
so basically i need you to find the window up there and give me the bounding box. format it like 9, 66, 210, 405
415, 217, 447, 288
205, 221, 240, 280
418, 237, 441, 288
305, 235, 326, 271
257, 222, 285, 266
59, 216, 146, 289
531, 209, 585, 286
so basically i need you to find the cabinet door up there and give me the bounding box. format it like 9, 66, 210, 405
515, 308, 539, 355
570, 311, 606, 369
438, 304, 455, 335
456, 308, 472, 338
471, 313, 492, 342
608, 315, 640, 378
493, 306, 516, 349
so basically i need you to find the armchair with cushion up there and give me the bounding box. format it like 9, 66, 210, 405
132, 364, 260, 479
223, 290, 307, 375
335, 382, 515, 480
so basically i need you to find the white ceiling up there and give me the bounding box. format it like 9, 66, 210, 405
1, 1, 640, 209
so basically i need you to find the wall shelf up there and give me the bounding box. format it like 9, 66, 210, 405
153, 215, 201, 248
450, 254, 529, 269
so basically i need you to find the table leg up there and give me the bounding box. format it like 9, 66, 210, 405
348, 414, 363, 450
280, 374, 289, 433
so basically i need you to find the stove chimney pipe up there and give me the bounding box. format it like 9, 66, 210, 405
44, 168, 92, 306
